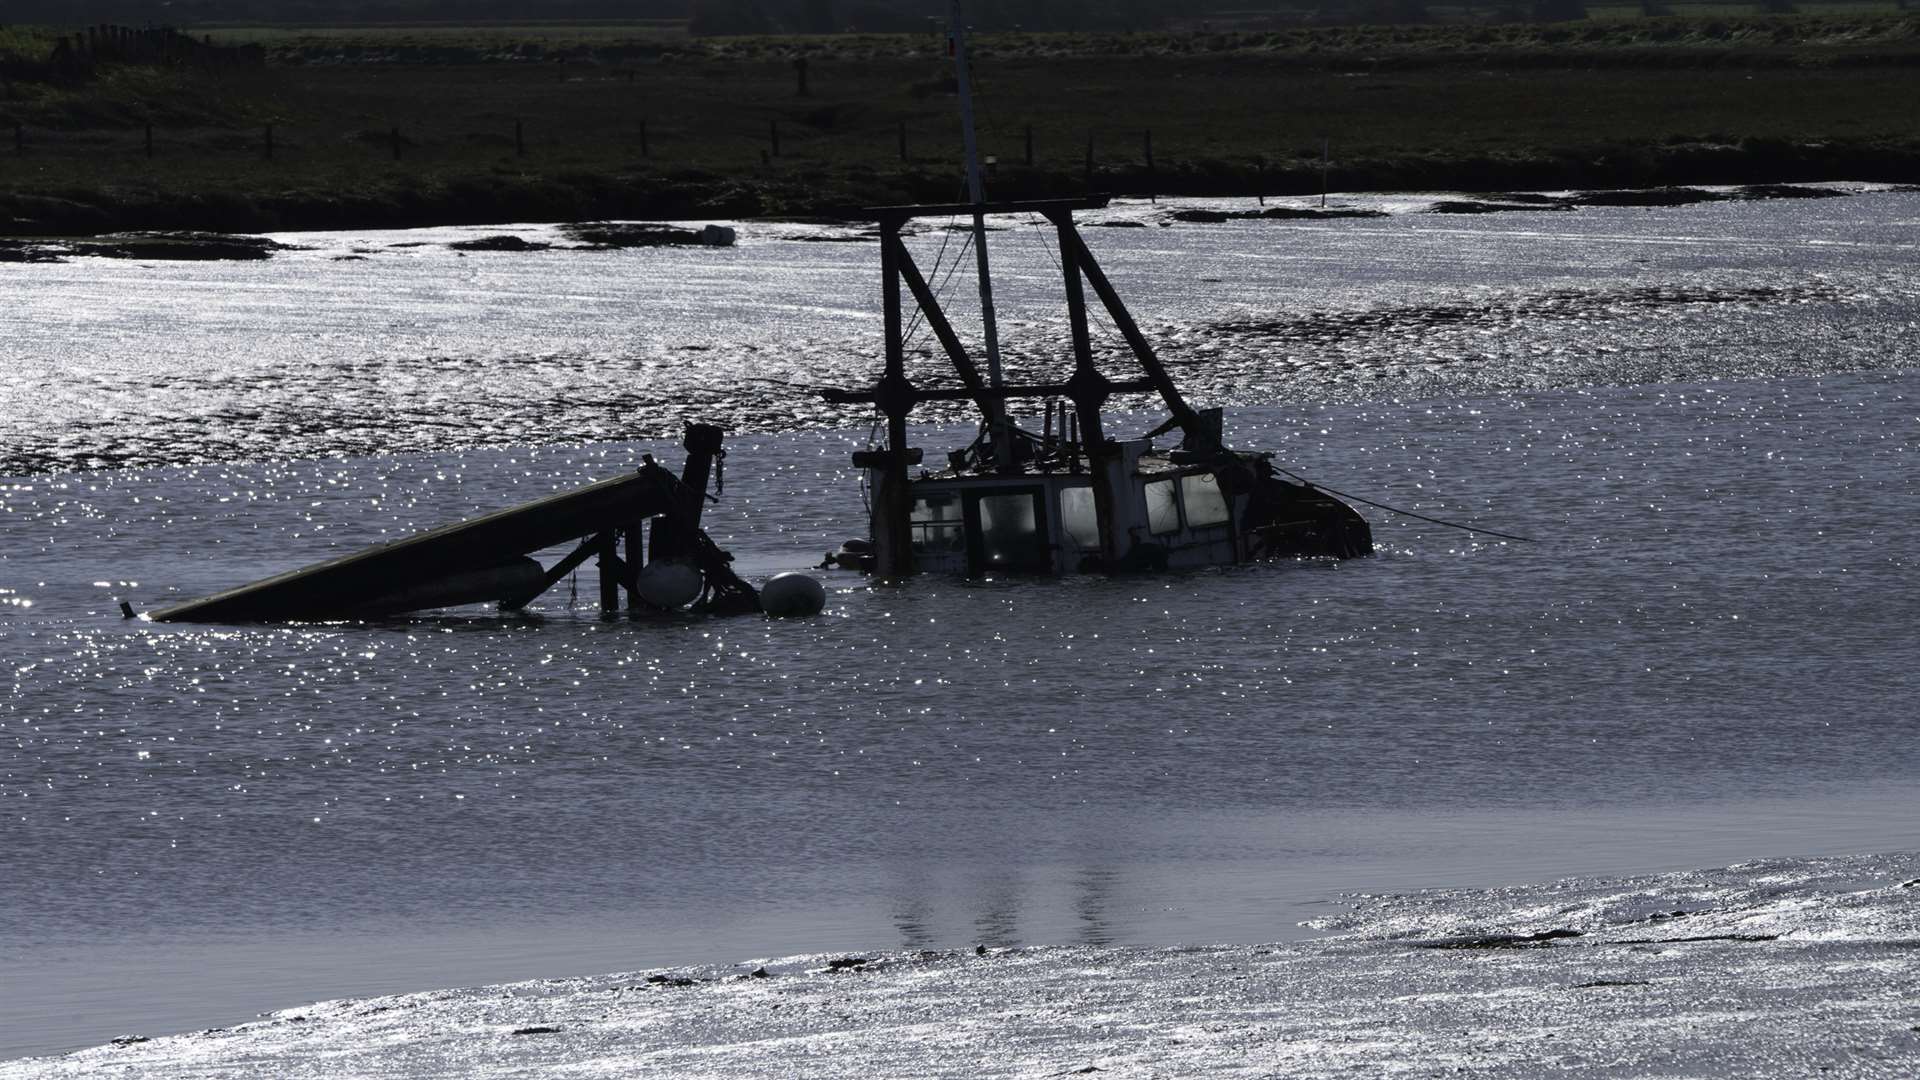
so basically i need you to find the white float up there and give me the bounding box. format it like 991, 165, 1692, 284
636, 561, 703, 609
760, 572, 826, 617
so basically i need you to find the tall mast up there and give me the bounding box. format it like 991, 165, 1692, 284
948, 0, 1010, 463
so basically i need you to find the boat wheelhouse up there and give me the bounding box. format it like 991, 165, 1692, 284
821, 196, 1372, 578
902, 437, 1371, 577
820, 6, 1368, 579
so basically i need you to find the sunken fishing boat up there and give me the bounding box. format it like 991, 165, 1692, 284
147, 424, 772, 622
820, 5, 1371, 579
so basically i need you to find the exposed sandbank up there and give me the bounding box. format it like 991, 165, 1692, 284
10, 853, 1915, 1078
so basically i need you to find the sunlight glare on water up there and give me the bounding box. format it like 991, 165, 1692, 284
2, 190, 1918, 1059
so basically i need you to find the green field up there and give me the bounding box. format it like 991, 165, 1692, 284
3, 13, 1917, 233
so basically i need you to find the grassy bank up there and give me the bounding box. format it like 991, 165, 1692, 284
3, 14, 1918, 233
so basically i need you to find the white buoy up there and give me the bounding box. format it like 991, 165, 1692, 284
760, 572, 826, 617
636, 561, 703, 609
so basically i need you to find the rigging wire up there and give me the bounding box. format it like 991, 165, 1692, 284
1023, 211, 1066, 279
1272, 466, 1538, 543
933, 228, 975, 303
902, 206, 962, 349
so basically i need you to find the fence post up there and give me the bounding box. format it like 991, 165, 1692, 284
1084, 132, 1093, 189
769, 119, 780, 158
144, 122, 153, 159
13, 124, 22, 153
263, 124, 274, 161
1024, 123, 1033, 167
392, 126, 402, 162
1144, 129, 1154, 203
515, 119, 525, 158
640, 118, 649, 158
898, 120, 907, 162
1321, 136, 1329, 208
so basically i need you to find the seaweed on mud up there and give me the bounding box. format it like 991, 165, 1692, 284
1414, 186, 1852, 217
1170, 207, 1387, 223
3, 232, 289, 262
1208, 283, 1845, 347
449, 235, 551, 252
1427, 200, 1573, 214
558, 222, 735, 249
1567, 187, 1731, 208
1416, 928, 1583, 950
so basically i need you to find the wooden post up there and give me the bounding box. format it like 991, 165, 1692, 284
872, 221, 914, 579
794, 56, 809, 98
623, 521, 644, 610
262, 124, 273, 161
769, 119, 780, 158
648, 423, 724, 564
673, 425, 718, 549
1321, 136, 1329, 208
391, 126, 402, 162
514, 119, 524, 157
1024, 123, 1033, 166
639, 118, 649, 158
898, 120, 907, 162
1144, 129, 1154, 203
597, 531, 620, 616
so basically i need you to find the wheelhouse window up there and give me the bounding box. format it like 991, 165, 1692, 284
1144, 478, 1181, 535
1180, 472, 1231, 528
976, 492, 1041, 566
1058, 485, 1100, 551
910, 492, 964, 555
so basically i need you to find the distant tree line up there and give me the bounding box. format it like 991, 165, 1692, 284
0, 1, 1377, 32
0, 1, 689, 23
0, 0, 1147, 29
687, 0, 1192, 34
681, 1, 1621, 34
7, 0, 1888, 32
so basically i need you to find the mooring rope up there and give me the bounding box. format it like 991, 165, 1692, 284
1273, 466, 1538, 543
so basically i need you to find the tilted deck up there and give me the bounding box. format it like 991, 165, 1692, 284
150, 466, 680, 622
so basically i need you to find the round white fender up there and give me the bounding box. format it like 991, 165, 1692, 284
760, 572, 826, 617
636, 561, 703, 609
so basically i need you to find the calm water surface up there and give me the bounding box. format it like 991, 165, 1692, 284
3, 190, 1918, 1059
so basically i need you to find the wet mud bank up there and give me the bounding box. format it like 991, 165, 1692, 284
3, 138, 1918, 238
0, 231, 290, 263
11, 854, 1915, 1078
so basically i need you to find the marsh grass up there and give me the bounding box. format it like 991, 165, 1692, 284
1, 13, 1916, 232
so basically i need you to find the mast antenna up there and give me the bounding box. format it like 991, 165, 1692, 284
948, 0, 1011, 465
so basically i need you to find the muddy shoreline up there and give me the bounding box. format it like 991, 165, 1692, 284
9, 854, 1915, 1077
5, 140, 1918, 238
